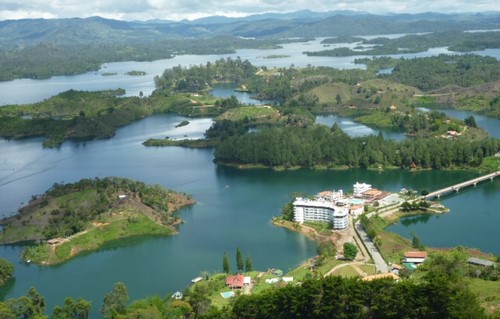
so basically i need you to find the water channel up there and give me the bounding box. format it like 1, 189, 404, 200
0, 35, 499, 316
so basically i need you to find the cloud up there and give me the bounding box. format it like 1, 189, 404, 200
0, 0, 498, 21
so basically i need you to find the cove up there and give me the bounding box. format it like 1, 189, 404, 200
0, 113, 498, 317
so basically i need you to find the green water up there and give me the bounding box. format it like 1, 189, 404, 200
0, 114, 498, 317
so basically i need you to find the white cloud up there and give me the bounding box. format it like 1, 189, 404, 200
0, 0, 498, 21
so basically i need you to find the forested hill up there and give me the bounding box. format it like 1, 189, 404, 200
214, 125, 500, 169
1, 11, 500, 80
1, 12, 500, 49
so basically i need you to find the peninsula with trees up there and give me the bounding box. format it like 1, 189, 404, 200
0, 177, 195, 265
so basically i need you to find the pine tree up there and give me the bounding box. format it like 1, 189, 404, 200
223, 252, 230, 274
245, 255, 253, 272
236, 248, 244, 272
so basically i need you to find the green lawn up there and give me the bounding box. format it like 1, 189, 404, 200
332, 266, 361, 278
468, 278, 500, 315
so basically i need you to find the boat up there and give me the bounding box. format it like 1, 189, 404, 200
191, 276, 203, 283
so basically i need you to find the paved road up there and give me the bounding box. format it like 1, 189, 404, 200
354, 222, 389, 273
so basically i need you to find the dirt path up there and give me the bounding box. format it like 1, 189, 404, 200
324, 261, 367, 277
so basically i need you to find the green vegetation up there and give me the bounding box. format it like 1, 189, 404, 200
262, 54, 290, 59
214, 124, 499, 169
0, 177, 195, 264
0, 258, 14, 286
343, 242, 358, 260
125, 70, 146, 76
101, 282, 129, 319
231, 270, 486, 318
4, 56, 498, 148
306, 31, 500, 57
320, 36, 364, 44
175, 120, 190, 127
0, 35, 282, 81
223, 253, 230, 274
236, 248, 244, 272
53, 297, 91, 319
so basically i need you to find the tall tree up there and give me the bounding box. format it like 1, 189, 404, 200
0, 258, 14, 285
343, 243, 358, 260
411, 232, 425, 250
236, 248, 244, 272
101, 282, 129, 319
245, 255, 253, 272
53, 297, 91, 319
223, 253, 230, 274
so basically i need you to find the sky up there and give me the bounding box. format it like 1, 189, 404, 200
0, 0, 498, 21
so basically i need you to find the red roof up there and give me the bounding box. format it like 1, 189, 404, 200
226, 274, 245, 288
404, 251, 428, 258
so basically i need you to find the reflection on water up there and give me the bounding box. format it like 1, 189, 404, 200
399, 214, 432, 226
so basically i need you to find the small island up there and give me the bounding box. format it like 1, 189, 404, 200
125, 70, 147, 76
0, 177, 195, 265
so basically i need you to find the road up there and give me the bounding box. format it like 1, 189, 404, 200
354, 222, 389, 273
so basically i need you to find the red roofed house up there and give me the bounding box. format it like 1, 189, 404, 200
226, 274, 245, 289
403, 251, 428, 265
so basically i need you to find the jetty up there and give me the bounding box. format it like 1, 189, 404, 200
424, 170, 500, 200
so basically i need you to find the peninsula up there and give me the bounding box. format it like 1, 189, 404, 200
0, 177, 195, 265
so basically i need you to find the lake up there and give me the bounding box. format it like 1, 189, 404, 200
0, 113, 498, 317
419, 107, 500, 139
1, 36, 499, 106
0, 35, 499, 317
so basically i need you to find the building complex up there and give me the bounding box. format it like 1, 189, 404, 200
292, 182, 391, 230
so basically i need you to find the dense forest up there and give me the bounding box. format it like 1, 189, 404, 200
214, 124, 499, 169
0, 36, 279, 81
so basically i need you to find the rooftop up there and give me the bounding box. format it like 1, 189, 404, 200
467, 257, 496, 267
404, 251, 428, 259
226, 274, 245, 288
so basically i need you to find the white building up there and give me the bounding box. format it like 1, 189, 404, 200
353, 182, 372, 197
293, 197, 349, 230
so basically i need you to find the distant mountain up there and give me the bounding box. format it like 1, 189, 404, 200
1, 11, 500, 50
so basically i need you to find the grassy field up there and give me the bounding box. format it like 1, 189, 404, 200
23, 210, 174, 265
468, 278, 500, 315
216, 106, 280, 122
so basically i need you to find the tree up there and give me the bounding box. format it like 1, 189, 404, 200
53, 297, 91, 319
101, 282, 129, 319
236, 248, 244, 272
245, 255, 253, 272
317, 241, 337, 259
343, 243, 358, 260
5, 287, 46, 319
223, 253, 230, 274
464, 115, 477, 128
335, 94, 342, 105
411, 232, 425, 250
0, 258, 14, 285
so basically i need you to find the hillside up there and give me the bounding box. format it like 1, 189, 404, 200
0, 177, 195, 265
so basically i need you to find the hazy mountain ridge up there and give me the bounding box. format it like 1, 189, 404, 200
1, 11, 500, 50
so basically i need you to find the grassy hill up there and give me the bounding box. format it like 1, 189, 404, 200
0, 177, 195, 265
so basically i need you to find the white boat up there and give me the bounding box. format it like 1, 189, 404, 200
191, 276, 203, 283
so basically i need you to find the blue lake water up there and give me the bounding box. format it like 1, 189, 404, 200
0, 113, 498, 317
0, 34, 499, 317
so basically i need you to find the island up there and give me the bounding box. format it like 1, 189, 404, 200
0, 177, 195, 265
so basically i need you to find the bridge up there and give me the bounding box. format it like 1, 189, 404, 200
424, 170, 500, 200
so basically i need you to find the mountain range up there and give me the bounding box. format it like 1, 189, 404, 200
1, 10, 500, 50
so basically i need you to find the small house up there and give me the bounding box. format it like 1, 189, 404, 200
403, 251, 427, 264
467, 257, 496, 268
226, 274, 245, 289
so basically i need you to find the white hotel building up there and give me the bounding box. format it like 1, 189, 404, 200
293, 197, 349, 230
